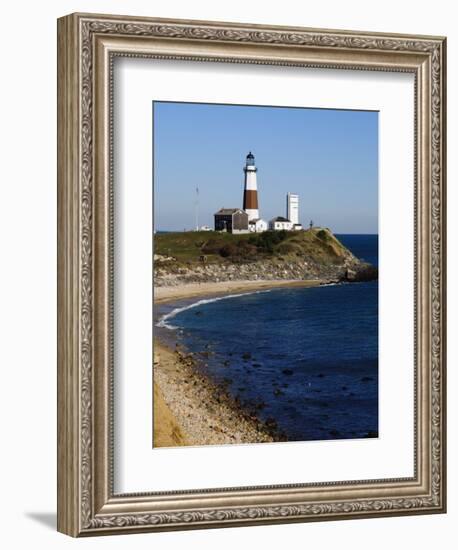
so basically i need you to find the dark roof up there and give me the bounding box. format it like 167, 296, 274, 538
271, 216, 291, 222
214, 208, 245, 216
247, 151, 254, 159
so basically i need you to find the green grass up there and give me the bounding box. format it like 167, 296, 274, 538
154, 231, 252, 263
153, 228, 353, 266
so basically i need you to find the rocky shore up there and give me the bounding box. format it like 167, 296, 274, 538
155, 253, 376, 288
153, 339, 287, 447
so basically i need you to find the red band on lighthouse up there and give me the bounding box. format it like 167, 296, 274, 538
243, 190, 259, 210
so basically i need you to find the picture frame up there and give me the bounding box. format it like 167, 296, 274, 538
57, 12, 446, 536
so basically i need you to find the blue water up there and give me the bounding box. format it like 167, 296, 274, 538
156, 235, 378, 442
336, 234, 378, 268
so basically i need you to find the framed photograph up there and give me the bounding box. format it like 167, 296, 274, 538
57, 13, 446, 536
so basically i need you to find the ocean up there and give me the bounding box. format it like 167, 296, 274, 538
155, 234, 379, 442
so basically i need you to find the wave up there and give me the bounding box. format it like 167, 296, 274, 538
156, 289, 272, 330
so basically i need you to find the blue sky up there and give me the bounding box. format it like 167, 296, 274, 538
153, 102, 378, 233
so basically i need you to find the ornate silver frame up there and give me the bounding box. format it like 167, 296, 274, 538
57, 13, 446, 536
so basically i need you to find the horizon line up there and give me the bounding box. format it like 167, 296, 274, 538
154, 229, 379, 235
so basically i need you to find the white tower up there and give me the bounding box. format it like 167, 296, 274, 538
287, 193, 299, 225
243, 152, 259, 221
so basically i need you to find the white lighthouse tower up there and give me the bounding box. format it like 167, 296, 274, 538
243, 152, 260, 221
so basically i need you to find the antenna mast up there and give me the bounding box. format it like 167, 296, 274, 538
195, 186, 199, 231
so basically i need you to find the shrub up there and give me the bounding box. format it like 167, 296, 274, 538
251, 230, 289, 253
276, 242, 301, 255
237, 241, 258, 258
316, 229, 330, 241
201, 238, 224, 255
220, 243, 238, 258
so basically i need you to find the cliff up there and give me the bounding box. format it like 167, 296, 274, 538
154, 228, 377, 287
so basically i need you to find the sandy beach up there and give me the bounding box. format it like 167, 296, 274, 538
153, 278, 323, 447
154, 278, 323, 305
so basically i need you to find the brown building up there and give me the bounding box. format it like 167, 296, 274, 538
214, 208, 249, 234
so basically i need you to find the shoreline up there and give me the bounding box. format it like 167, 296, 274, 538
153, 338, 282, 447
154, 277, 324, 305
153, 278, 324, 447
152, 277, 378, 446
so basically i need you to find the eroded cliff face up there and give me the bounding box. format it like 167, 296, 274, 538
155, 259, 376, 287
154, 228, 377, 287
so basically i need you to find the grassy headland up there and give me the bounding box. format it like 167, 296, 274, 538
154, 227, 377, 286
156, 227, 349, 264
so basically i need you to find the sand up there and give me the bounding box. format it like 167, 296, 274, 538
154, 278, 322, 304
153, 382, 188, 447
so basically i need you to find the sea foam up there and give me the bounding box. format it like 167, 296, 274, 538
156, 289, 272, 330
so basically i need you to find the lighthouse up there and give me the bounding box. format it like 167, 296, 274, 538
243, 152, 259, 221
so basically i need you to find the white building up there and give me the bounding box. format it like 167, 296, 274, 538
269, 216, 294, 231
248, 218, 268, 233
286, 193, 299, 225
